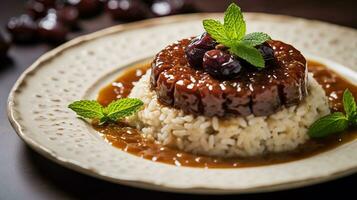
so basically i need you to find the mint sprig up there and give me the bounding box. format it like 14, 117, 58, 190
308, 89, 357, 138
203, 3, 271, 68
68, 98, 143, 124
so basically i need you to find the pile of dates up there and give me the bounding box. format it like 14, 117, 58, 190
3, 0, 196, 51
185, 32, 275, 79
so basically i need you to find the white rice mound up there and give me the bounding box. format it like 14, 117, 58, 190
127, 70, 330, 157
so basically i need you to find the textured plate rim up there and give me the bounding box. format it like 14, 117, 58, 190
7, 13, 357, 194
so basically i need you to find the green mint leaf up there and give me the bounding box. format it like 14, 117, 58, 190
241, 32, 271, 46
106, 98, 144, 121
308, 112, 349, 138
223, 3, 246, 40
68, 98, 144, 124
68, 100, 104, 120
203, 19, 231, 47
343, 89, 357, 121
202, 2, 272, 68
230, 42, 265, 68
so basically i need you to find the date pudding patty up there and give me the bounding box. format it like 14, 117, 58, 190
150, 38, 307, 117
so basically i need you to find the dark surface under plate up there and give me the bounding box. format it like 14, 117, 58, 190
0, 0, 356, 199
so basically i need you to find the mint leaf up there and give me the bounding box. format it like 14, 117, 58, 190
223, 3, 245, 40
68, 100, 104, 119
203, 19, 231, 47
69, 98, 144, 125
202, 3, 272, 68
308, 89, 356, 138
308, 112, 349, 138
230, 42, 265, 68
343, 89, 357, 121
241, 32, 271, 47
106, 98, 144, 121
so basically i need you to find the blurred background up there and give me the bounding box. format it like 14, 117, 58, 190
0, 1, 356, 199
0, 0, 356, 66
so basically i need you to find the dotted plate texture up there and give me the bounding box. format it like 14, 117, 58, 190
7, 13, 357, 194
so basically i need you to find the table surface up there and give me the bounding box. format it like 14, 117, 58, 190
0, 0, 356, 199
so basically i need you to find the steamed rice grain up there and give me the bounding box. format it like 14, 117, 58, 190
127, 70, 330, 157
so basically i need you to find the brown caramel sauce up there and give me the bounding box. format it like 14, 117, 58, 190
95, 60, 357, 168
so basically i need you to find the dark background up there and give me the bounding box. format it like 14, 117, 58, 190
0, 0, 356, 199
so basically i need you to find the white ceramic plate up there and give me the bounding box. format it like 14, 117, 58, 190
7, 13, 357, 194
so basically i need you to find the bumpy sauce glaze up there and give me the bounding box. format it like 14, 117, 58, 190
150, 39, 307, 117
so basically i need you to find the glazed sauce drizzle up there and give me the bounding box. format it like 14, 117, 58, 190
95, 61, 357, 168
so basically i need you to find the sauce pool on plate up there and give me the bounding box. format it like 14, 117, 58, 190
95, 60, 357, 168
